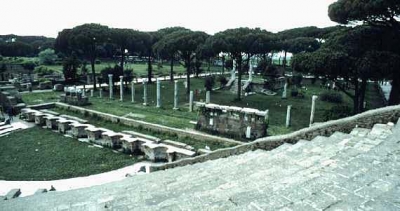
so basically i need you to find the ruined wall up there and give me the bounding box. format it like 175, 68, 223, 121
196, 106, 267, 140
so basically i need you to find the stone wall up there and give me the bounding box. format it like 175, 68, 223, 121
196, 103, 267, 140
150, 105, 400, 172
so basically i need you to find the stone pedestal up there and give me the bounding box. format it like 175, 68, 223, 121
286, 105, 292, 128
108, 74, 113, 100
206, 91, 210, 104
173, 80, 179, 110
309, 95, 318, 126
119, 76, 124, 101
264, 110, 269, 125
99, 89, 103, 98
282, 83, 287, 99
189, 90, 194, 112
90, 90, 94, 97
156, 79, 161, 108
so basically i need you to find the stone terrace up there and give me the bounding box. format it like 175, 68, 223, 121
1, 117, 399, 210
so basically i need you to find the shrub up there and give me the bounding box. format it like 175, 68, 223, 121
292, 74, 303, 86
22, 61, 37, 70
323, 105, 352, 121
204, 76, 215, 91
34, 66, 54, 76
218, 76, 228, 87
225, 59, 233, 69
320, 91, 343, 103
256, 60, 268, 74
291, 88, 298, 97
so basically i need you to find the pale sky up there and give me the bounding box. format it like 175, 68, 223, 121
0, 0, 338, 38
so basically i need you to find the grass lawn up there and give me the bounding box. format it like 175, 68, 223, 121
51, 107, 237, 150
22, 78, 384, 137
41, 61, 224, 77
0, 127, 139, 181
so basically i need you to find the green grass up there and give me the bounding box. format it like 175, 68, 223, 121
0, 127, 139, 181
41, 61, 224, 76
51, 107, 237, 150
22, 79, 384, 137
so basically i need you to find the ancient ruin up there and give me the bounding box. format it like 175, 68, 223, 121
59, 87, 90, 106
195, 102, 268, 140
20, 108, 196, 163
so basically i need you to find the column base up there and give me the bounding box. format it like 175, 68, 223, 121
143, 103, 148, 106
173, 107, 179, 110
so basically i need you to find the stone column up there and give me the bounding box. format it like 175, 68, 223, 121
309, 95, 318, 126
90, 89, 94, 97
282, 83, 287, 99
173, 80, 179, 110
156, 79, 161, 108
108, 74, 113, 100
231, 59, 236, 80
82, 88, 86, 97
189, 90, 194, 112
143, 79, 148, 106
286, 105, 292, 128
264, 110, 269, 125
131, 81, 135, 103
119, 76, 124, 101
206, 91, 210, 104
99, 89, 103, 98
249, 60, 253, 81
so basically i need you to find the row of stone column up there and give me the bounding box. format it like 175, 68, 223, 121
285, 95, 318, 128
97, 74, 211, 111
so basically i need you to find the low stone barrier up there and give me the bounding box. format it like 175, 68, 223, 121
27, 103, 56, 110
150, 105, 400, 171
54, 102, 243, 146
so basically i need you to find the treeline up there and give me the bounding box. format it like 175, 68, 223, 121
1, 0, 399, 111
53, 24, 340, 98
0, 35, 54, 57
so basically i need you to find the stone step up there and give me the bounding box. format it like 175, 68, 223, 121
350, 127, 371, 137
367, 123, 393, 140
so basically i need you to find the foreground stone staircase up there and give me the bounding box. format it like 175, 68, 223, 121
1, 119, 399, 210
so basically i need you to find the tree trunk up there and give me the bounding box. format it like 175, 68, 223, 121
208, 58, 211, 74
120, 48, 125, 73
358, 78, 368, 112
186, 58, 191, 95
353, 79, 359, 114
221, 56, 225, 74
170, 58, 174, 81
147, 52, 152, 83
389, 75, 400, 105
270, 52, 274, 65
91, 59, 97, 90
283, 51, 287, 67
237, 57, 242, 100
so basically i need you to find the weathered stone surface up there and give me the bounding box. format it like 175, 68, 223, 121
2, 120, 398, 210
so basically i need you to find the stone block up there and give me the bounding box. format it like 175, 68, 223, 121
4, 189, 21, 200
